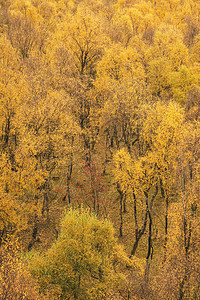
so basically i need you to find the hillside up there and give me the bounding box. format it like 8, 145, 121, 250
0, 0, 200, 299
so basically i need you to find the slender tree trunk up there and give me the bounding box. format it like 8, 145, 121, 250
160, 179, 169, 262
123, 193, 127, 213
163, 196, 169, 262
120, 191, 123, 237
103, 130, 109, 175
113, 125, 120, 149
28, 214, 40, 251
131, 192, 148, 256
117, 184, 124, 237
42, 191, 49, 216
144, 191, 153, 260
146, 209, 153, 260
147, 184, 158, 260
64, 136, 74, 204
131, 186, 158, 258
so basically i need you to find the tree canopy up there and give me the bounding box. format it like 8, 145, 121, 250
0, 0, 200, 299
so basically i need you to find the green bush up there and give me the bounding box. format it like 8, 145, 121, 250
29, 208, 129, 299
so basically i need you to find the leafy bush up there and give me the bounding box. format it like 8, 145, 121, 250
29, 208, 131, 299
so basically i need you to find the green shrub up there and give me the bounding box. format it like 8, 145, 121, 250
29, 208, 129, 299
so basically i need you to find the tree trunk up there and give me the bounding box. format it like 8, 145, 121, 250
160, 179, 168, 262
117, 184, 124, 237
28, 214, 40, 251
131, 192, 148, 256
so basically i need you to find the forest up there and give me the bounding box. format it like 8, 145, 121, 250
0, 0, 200, 299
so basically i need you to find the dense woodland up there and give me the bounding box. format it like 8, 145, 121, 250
0, 0, 200, 299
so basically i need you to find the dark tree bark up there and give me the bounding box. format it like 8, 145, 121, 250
63, 136, 74, 204
117, 183, 124, 237
131, 185, 158, 258
160, 178, 169, 263
145, 184, 158, 260
28, 214, 40, 251
131, 192, 148, 256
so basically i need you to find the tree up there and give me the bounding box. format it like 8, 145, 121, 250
113, 101, 185, 258
29, 208, 138, 299
61, 5, 107, 77
145, 23, 189, 99
3, 0, 48, 60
